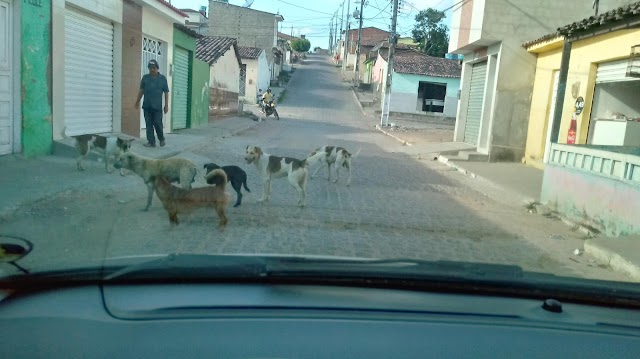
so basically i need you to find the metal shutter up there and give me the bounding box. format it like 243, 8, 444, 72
64, 8, 114, 135
171, 47, 189, 130
596, 58, 639, 83
0, 0, 13, 155
463, 61, 487, 145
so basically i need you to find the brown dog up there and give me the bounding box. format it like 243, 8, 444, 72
153, 169, 230, 229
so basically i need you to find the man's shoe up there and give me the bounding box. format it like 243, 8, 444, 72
159, 140, 166, 147
143, 142, 156, 147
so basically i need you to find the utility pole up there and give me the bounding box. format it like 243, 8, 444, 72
329, 16, 334, 52
339, 1, 344, 58
381, 0, 398, 127
341, 0, 351, 72
354, 0, 365, 87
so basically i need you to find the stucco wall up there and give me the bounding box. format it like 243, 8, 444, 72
242, 51, 270, 104
524, 45, 562, 168
541, 164, 640, 236
51, 0, 123, 141
557, 29, 640, 145
21, 0, 53, 157
207, 2, 278, 66
121, 0, 142, 137
390, 73, 460, 117
191, 59, 210, 128
372, 54, 387, 95
209, 46, 240, 93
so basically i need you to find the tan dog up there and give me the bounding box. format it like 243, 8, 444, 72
244, 146, 308, 207
114, 152, 198, 211
307, 145, 361, 186
62, 127, 133, 175
153, 169, 230, 229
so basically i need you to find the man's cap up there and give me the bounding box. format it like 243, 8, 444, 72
147, 59, 159, 68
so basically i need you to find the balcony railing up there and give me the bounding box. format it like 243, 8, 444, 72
549, 143, 640, 187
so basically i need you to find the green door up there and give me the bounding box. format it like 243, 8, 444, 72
172, 47, 190, 129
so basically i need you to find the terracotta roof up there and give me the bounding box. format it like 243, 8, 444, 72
558, 1, 640, 36
523, 0, 640, 46
196, 36, 241, 66
278, 32, 299, 41
347, 27, 390, 52
174, 23, 201, 38
237, 46, 264, 59
389, 50, 462, 78
156, 0, 188, 17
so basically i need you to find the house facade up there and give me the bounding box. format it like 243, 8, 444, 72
181, 7, 207, 35
196, 36, 242, 117
523, 2, 640, 236
206, 1, 283, 81
171, 24, 199, 130
340, 27, 389, 75
238, 46, 270, 106
374, 50, 461, 118
448, 0, 636, 162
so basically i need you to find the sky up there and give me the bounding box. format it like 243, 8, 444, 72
169, 0, 455, 49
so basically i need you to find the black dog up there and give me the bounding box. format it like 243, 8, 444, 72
203, 163, 251, 207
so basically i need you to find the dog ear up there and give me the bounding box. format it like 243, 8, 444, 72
256, 147, 262, 155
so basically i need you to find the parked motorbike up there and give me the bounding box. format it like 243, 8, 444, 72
264, 101, 280, 120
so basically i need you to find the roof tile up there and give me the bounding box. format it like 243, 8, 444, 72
237, 46, 264, 59
196, 36, 238, 65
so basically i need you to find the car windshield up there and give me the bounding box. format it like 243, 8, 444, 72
2, 0, 640, 294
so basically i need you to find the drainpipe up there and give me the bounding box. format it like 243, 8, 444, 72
549, 39, 572, 145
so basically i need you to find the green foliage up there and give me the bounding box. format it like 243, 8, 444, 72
411, 8, 450, 58
291, 39, 311, 53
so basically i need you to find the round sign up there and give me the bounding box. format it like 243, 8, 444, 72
575, 96, 585, 115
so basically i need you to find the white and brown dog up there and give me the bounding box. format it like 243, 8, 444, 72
244, 146, 308, 207
62, 127, 133, 175
307, 145, 361, 186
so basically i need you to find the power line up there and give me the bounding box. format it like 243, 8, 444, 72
274, 0, 334, 16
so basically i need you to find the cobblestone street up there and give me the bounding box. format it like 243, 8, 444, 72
0, 55, 630, 282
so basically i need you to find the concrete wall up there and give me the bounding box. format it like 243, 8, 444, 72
449, 0, 637, 162
541, 164, 640, 236
191, 58, 210, 127
209, 46, 240, 92
121, 0, 142, 137
173, 27, 196, 127
524, 44, 562, 169
51, 0, 123, 141
209, 45, 239, 117
372, 53, 387, 95
207, 1, 278, 66
21, 0, 53, 157
242, 51, 270, 105
557, 29, 640, 145
390, 73, 460, 117
141, 5, 173, 135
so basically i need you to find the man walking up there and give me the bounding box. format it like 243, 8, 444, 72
135, 59, 169, 147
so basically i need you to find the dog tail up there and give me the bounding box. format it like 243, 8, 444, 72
205, 168, 227, 189
351, 148, 362, 159
60, 126, 70, 140
242, 177, 251, 193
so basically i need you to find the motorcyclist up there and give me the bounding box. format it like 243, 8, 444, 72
262, 88, 274, 105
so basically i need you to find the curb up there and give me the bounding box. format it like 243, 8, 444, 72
584, 240, 640, 281
350, 87, 369, 117
375, 124, 412, 146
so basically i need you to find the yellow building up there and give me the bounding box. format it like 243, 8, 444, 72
523, 4, 640, 169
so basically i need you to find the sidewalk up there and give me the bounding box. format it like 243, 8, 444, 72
0, 114, 261, 218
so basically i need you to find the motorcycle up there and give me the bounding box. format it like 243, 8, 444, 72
264, 101, 280, 120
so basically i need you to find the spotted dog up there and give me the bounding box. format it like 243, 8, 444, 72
244, 146, 308, 207
307, 145, 361, 186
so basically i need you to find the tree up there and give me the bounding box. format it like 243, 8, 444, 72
291, 39, 311, 53
411, 8, 449, 58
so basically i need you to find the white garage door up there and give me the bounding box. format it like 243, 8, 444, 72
463, 61, 487, 145
64, 8, 114, 136
171, 47, 189, 130
0, 0, 13, 155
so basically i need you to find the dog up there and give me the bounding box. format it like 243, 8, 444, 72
203, 163, 251, 208
62, 127, 133, 175
244, 146, 308, 207
153, 170, 230, 229
307, 146, 361, 186
114, 152, 198, 211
